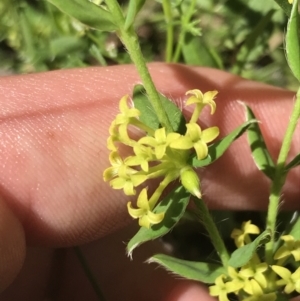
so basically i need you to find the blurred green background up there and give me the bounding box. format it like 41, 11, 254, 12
0, 0, 298, 90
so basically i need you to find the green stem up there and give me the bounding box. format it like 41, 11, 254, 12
105, 0, 173, 133
194, 198, 230, 267
265, 87, 300, 264
149, 173, 176, 208
73, 246, 106, 301
172, 0, 196, 63
162, 0, 174, 62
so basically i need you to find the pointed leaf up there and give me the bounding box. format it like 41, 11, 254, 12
127, 186, 190, 256
289, 212, 300, 240
47, 0, 117, 31
273, 0, 292, 16
191, 120, 257, 168
286, 0, 300, 82
147, 254, 225, 283
228, 229, 271, 268
285, 153, 300, 172
124, 0, 146, 30
133, 84, 186, 134
246, 105, 275, 179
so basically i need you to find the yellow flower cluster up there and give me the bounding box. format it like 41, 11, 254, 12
210, 221, 300, 301
103, 89, 219, 228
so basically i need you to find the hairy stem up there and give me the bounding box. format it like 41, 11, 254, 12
265, 87, 300, 264
105, 0, 173, 132
194, 198, 230, 267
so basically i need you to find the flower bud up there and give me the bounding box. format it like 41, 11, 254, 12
180, 166, 201, 198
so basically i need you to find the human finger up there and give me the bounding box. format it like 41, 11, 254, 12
0, 63, 298, 247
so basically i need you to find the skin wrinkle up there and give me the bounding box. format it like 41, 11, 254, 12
0, 64, 299, 301
0, 63, 299, 248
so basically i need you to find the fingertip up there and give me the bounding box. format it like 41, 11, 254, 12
166, 281, 216, 301
0, 198, 26, 292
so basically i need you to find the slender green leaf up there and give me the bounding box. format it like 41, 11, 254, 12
289, 212, 300, 239
50, 36, 87, 58
133, 84, 186, 134
124, 0, 146, 30
286, 0, 300, 82
285, 153, 300, 172
228, 229, 271, 268
191, 120, 257, 168
127, 186, 190, 256
246, 105, 275, 179
47, 0, 117, 31
147, 254, 225, 283
273, 0, 292, 16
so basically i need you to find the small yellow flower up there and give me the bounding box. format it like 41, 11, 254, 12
125, 144, 155, 172
243, 279, 277, 301
107, 121, 119, 151
109, 95, 142, 148
103, 152, 134, 182
186, 89, 218, 123
271, 265, 300, 294
109, 165, 147, 195
127, 188, 165, 228
227, 267, 248, 293
274, 235, 300, 262
240, 263, 268, 290
138, 127, 180, 159
115, 95, 140, 125
170, 123, 219, 160
209, 275, 240, 301
288, 0, 293, 3
231, 220, 260, 248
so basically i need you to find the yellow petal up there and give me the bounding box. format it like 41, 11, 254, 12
274, 245, 290, 260
107, 136, 117, 151
271, 265, 291, 280
194, 140, 208, 160
154, 127, 166, 143
254, 272, 267, 289
284, 283, 295, 294
249, 279, 263, 296
147, 210, 165, 224
170, 136, 194, 150
186, 122, 202, 141
185, 89, 204, 104
131, 174, 148, 187
136, 188, 150, 210
139, 215, 151, 228
203, 90, 218, 114
103, 166, 118, 182
244, 221, 260, 234
201, 126, 220, 143
127, 202, 145, 218
123, 181, 136, 196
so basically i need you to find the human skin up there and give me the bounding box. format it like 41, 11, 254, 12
0, 63, 299, 300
